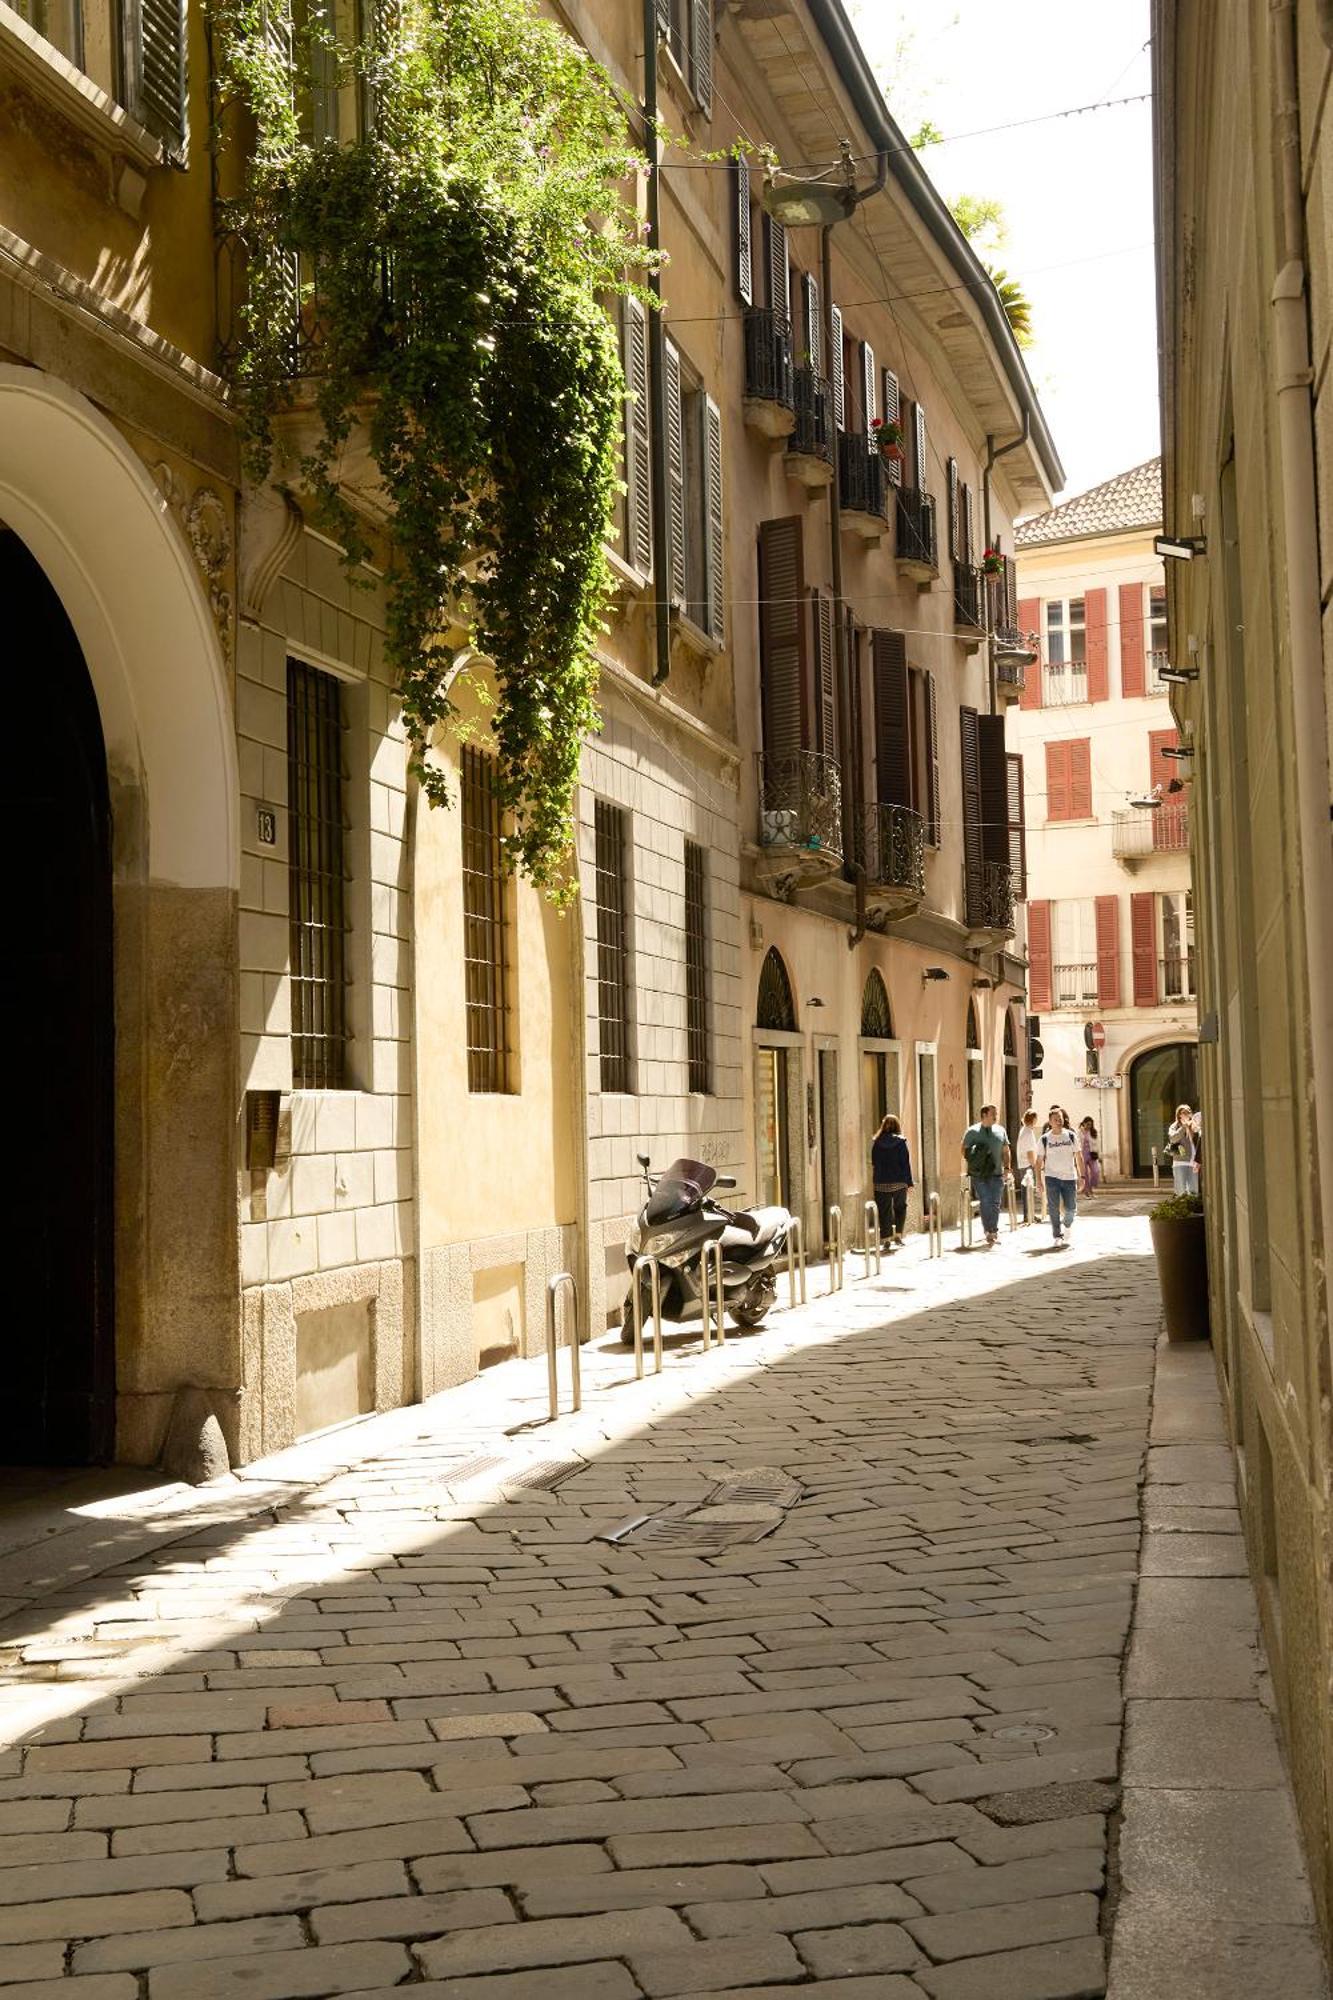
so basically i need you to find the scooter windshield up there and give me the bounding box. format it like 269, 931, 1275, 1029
659, 1158, 717, 1198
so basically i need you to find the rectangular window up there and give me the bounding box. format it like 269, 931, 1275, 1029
594, 800, 633, 1093
1159, 889, 1196, 999
287, 658, 349, 1090
15, 0, 83, 65
664, 342, 724, 641
684, 840, 711, 1094
663, 0, 712, 108
1052, 899, 1098, 1007
1043, 597, 1088, 703
461, 746, 513, 1094
1148, 585, 1170, 689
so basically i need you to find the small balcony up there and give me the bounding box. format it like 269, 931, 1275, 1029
786, 366, 834, 489
1148, 648, 1174, 693
854, 802, 926, 916
755, 750, 843, 891
1042, 661, 1089, 705
896, 487, 938, 581
1112, 805, 1190, 869
1053, 962, 1099, 1010
996, 656, 1029, 705
952, 563, 987, 648
1161, 953, 1198, 1002
993, 621, 1039, 666
743, 307, 796, 440
838, 434, 889, 539
964, 859, 1015, 939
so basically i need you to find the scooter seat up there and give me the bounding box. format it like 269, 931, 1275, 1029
718, 1207, 789, 1258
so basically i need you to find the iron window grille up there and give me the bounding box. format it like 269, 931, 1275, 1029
286, 657, 349, 1090
462, 746, 513, 1093
594, 800, 633, 1093
684, 840, 711, 1094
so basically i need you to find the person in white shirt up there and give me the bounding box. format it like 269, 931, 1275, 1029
1042, 1107, 1083, 1247
1016, 1109, 1044, 1218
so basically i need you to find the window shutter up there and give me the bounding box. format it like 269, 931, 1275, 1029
664, 340, 687, 608
912, 400, 927, 490
802, 271, 821, 371
689, 0, 713, 114
1150, 725, 1186, 843
811, 589, 837, 759
129, 0, 187, 150
1085, 587, 1109, 701
1006, 751, 1027, 897
1004, 555, 1018, 627
764, 214, 790, 324
947, 459, 959, 559
977, 713, 1009, 866
964, 485, 977, 566
1070, 738, 1093, 818
622, 299, 652, 578
1017, 594, 1042, 708
926, 669, 940, 844
860, 341, 877, 429
655, 0, 671, 33
830, 304, 845, 429
1095, 894, 1121, 1008
733, 158, 752, 306
1119, 581, 1146, 697
757, 517, 809, 764
1131, 892, 1159, 1006
960, 705, 983, 921
882, 367, 901, 483
1045, 739, 1071, 821
704, 395, 724, 645
1028, 900, 1053, 1013
871, 630, 910, 807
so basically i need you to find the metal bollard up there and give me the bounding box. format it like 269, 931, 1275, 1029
928, 1191, 942, 1258
959, 1174, 974, 1250
860, 1200, 882, 1277
630, 1255, 663, 1380
1152, 1145, 1161, 1190
701, 1239, 725, 1345
1024, 1177, 1035, 1226
785, 1216, 807, 1307
826, 1204, 845, 1292
1006, 1176, 1019, 1232
545, 1272, 581, 1419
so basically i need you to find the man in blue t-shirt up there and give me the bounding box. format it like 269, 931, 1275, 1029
960, 1105, 1011, 1248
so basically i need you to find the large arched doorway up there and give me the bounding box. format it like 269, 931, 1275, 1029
1129, 1042, 1200, 1176
859, 969, 900, 1168
0, 534, 114, 1460
755, 949, 797, 1209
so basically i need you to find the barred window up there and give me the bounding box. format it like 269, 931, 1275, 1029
287, 658, 349, 1089
594, 800, 633, 1093
462, 746, 513, 1093
685, 840, 711, 1094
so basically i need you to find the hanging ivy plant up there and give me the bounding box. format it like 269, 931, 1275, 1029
213, 0, 653, 892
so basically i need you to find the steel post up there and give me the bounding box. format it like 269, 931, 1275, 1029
545, 1272, 581, 1419
630, 1256, 663, 1380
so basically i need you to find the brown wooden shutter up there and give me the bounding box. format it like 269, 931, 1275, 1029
1119, 581, 1146, 697
689, 0, 713, 113
977, 713, 1009, 866
621, 299, 652, 578
882, 368, 901, 485
926, 670, 940, 844
704, 396, 724, 645
1149, 725, 1186, 842
733, 158, 752, 306
664, 339, 687, 606
1131, 892, 1159, 1005
811, 589, 837, 758
871, 630, 910, 806
1004, 555, 1018, 627
128, 0, 187, 151
1028, 900, 1053, 1012
830, 306, 845, 428
960, 705, 983, 920
1085, 587, 1109, 701
1045, 739, 1071, 821
764, 214, 790, 323
1070, 738, 1093, 819
757, 517, 808, 765
1017, 595, 1042, 708
947, 459, 959, 559
1006, 751, 1027, 897
1095, 895, 1121, 1008
802, 271, 820, 370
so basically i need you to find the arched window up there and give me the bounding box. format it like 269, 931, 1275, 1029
966, 998, 984, 1122
966, 999, 981, 1050
756, 948, 797, 1031
1003, 1005, 1021, 1136
1004, 1008, 1018, 1057
861, 969, 893, 1040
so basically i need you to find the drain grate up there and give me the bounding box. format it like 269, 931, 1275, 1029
710, 1468, 802, 1509
504, 1459, 583, 1492
443, 1453, 509, 1487
601, 1467, 802, 1552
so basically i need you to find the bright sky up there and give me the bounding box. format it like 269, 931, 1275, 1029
847, 0, 1158, 504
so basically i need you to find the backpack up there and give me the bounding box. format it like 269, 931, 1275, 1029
965, 1134, 996, 1177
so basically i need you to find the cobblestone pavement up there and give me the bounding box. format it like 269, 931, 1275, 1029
0, 1206, 1175, 1997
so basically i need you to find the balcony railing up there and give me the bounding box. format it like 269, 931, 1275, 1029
854, 802, 926, 899
953, 563, 986, 631
1112, 806, 1190, 857
965, 859, 1014, 934
1148, 648, 1174, 692
1161, 953, 1197, 1001
743, 306, 795, 411
996, 656, 1029, 699
896, 486, 938, 572
1042, 661, 1089, 705
838, 433, 888, 520
788, 366, 834, 464
757, 751, 843, 862
1053, 961, 1099, 1009
993, 621, 1039, 663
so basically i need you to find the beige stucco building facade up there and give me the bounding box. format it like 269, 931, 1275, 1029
1013, 460, 1199, 1179
1155, 0, 1333, 1952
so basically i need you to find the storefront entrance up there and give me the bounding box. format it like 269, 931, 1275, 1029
1129, 1042, 1200, 1177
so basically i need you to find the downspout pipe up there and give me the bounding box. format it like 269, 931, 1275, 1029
644, 0, 672, 687
984, 413, 1031, 714
1270, 0, 1333, 1321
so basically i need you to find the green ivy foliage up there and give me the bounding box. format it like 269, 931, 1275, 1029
214, 0, 653, 891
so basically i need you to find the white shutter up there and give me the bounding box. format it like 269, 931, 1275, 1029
690, 0, 713, 113
801, 271, 821, 371
882, 368, 901, 485
964, 485, 977, 565
664, 340, 687, 608
704, 395, 724, 644
947, 458, 959, 558
622, 299, 653, 578
830, 304, 845, 429
129, 0, 187, 149
860, 341, 876, 429
764, 215, 790, 323
734, 158, 752, 306
913, 400, 928, 492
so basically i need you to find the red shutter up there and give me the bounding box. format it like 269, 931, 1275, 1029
1045, 739, 1071, 821
1085, 587, 1109, 702
1028, 900, 1053, 1012
1095, 895, 1121, 1009
1131, 892, 1158, 1006
1119, 582, 1146, 698
1070, 738, 1093, 819
1018, 596, 1042, 709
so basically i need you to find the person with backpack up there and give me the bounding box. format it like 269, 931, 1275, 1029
960, 1105, 1011, 1249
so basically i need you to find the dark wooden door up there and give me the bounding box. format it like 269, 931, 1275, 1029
0, 532, 114, 1463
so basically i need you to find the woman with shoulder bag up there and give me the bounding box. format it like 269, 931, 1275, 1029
871, 1114, 914, 1249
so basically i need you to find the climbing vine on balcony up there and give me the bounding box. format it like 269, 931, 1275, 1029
214, 0, 651, 890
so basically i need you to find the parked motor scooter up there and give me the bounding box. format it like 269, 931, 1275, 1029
620, 1155, 793, 1344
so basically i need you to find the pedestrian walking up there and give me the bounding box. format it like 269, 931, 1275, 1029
1166, 1103, 1199, 1194
960, 1104, 1011, 1248
1043, 1106, 1082, 1247
871, 1114, 913, 1248
1078, 1117, 1101, 1194
1016, 1109, 1044, 1219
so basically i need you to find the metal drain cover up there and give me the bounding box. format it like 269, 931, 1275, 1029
443, 1453, 509, 1487
991, 1723, 1057, 1743
504, 1459, 583, 1492
710, 1468, 802, 1509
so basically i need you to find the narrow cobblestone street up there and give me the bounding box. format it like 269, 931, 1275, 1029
0, 1208, 1319, 1998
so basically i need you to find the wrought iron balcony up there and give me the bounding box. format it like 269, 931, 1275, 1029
993, 621, 1039, 663
996, 656, 1029, 703
896, 486, 938, 577
1161, 953, 1197, 1001
1112, 805, 1190, 866
965, 859, 1014, 936
756, 751, 843, 874
838, 433, 888, 533
743, 307, 795, 437
952, 562, 987, 634
1052, 961, 1099, 1009
787, 366, 834, 484
855, 802, 926, 908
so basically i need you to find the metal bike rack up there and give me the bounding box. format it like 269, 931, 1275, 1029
928, 1190, 942, 1258
826, 1204, 845, 1292
700, 1239, 725, 1347
785, 1216, 807, 1307
959, 1174, 974, 1250
859, 1200, 882, 1277
629, 1255, 663, 1380
545, 1271, 581, 1419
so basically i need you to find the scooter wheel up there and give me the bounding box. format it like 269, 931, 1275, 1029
731, 1305, 769, 1330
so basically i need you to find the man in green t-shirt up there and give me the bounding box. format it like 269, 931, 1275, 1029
960, 1106, 1011, 1248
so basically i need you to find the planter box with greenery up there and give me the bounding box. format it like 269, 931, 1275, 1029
1149, 1191, 1209, 1341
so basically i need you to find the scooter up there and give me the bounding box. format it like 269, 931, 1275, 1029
620, 1155, 793, 1344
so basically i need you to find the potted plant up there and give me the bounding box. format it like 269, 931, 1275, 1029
981, 546, 1004, 576
872, 416, 904, 465
1148, 1190, 1209, 1341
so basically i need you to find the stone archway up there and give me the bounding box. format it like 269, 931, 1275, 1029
0, 368, 241, 1464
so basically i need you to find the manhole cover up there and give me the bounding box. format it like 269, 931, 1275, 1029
991, 1723, 1057, 1743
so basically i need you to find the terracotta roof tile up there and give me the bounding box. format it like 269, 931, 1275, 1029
1016, 457, 1161, 547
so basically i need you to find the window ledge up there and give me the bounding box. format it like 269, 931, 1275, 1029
0, 3, 165, 191
670, 608, 722, 665
657, 34, 706, 123
603, 546, 651, 607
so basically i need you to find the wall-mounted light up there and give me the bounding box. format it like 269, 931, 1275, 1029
1155, 533, 1207, 560
922, 967, 951, 984
1156, 665, 1199, 685
1160, 745, 1194, 760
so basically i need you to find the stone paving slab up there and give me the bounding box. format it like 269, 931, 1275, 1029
0, 1208, 1322, 1997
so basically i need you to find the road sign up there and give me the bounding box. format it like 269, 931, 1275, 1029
1085, 1021, 1107, 1051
